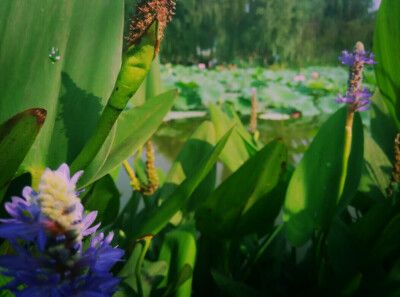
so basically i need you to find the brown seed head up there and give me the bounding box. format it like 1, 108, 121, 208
125, 0, 176, 49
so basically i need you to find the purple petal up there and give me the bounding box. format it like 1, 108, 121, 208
22, 186, 37, 201
56, 163, 71, 179
71, 170, 84, 185
37, 228, 47, 251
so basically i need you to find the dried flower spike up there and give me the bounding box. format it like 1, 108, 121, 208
125, 0, 176, 50
388, 133, 400, 198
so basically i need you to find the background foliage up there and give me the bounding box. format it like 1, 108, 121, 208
160, 0, 375, 66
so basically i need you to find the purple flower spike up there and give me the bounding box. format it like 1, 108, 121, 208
336, 42, 376, 112
338, 49, 377, 66
335, 88, 373, 111
338, 50, 355, 66
0, 163, 124, 297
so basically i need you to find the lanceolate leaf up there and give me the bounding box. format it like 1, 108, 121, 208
209, 103, 250, 172
283, 107, 364, 247
160, 121, 216, 213
0, 108, 46, 201
196, 139, 287, 239
374, 0, 400, 129
78, 90, 176, 188
130, 127, 233, 241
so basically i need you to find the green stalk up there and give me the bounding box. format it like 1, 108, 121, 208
70, 103, 121, 173
70, 22, 158, 174
336, 107, 354, 204
135, 235, 153, 297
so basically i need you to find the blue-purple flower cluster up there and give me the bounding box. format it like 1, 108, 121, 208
0, 164, 124, 297
338, 50, 377, 66
334, 87, 373, 112
336, 48, 377, 112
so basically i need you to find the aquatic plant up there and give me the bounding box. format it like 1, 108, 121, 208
0, 164, 124, 296
0, 0, 399, 296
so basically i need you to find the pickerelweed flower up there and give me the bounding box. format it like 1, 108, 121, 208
335, 42, 377, 112
0, 164, 124, 297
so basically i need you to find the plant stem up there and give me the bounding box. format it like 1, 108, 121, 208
337, 107, 354, 204
135, 235, 153, 297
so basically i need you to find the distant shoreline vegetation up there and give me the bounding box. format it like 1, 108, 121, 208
151, 0, 376, 66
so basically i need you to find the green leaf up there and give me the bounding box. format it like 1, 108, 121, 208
116, 242, 142, 297
283, 107, 364, 247
196, 139, 287, 239
220, 103, 260, 153
141, 260, 169, 297
160, 121, 216, 214
352, 200, 394, 247
370, 89, 399, 161
83, 174, 120, 227
363, 133, 392, 198
129, 127, 233, 241
78, 90, 176, 187
211, 270, 265, 297
158, 230, 196, 297
209, 103, 250, 172
369, 213, 400, 263
374, 0, 400, 129
0, 0, 124, 182
0, 108, 46, 201
327, 217, 366, 281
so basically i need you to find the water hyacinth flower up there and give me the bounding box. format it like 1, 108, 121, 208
336, 41, 376, 112
0, 164, 124, 296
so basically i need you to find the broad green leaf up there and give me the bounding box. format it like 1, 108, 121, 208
82, 174, 120, 227
130, 127, 233, 241
374, 0, 400, 129
78, 90, 176, 187
209, 103, 250, 172
196, 139, 287, 239
0, 0, 124, 182
0, 108, 46, 201
283, 107, 364, 247
158, 230, 196, 297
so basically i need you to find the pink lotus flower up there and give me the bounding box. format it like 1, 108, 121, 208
198, 63, 206, 69
312, 72, 319, 79
294, 75, 306, 82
